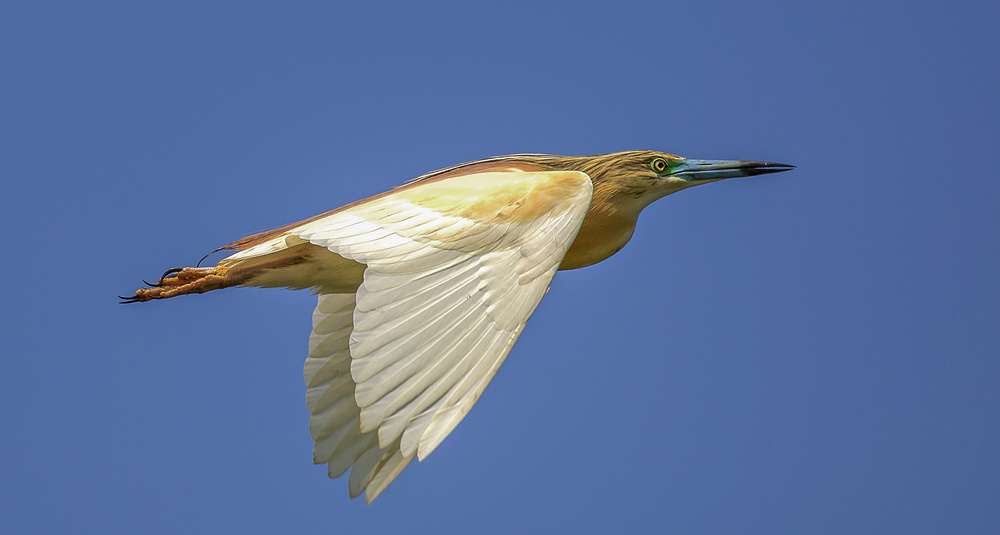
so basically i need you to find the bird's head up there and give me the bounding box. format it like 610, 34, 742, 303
528, 150, 795, 269
555, 150, 795, 208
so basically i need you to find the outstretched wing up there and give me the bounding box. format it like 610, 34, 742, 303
300, 169, 593, 502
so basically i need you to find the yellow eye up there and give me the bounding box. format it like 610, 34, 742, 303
650, 157, 668, 174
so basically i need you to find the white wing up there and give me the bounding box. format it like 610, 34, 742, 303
300, 169, 592, 502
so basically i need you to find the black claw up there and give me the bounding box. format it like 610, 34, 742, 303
196, 246, 228, 268
118, 295, 140, 304
159, 267, 184, 282
142, 279, 159, 288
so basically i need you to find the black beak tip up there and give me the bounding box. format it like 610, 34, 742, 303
747, 162, 796, 176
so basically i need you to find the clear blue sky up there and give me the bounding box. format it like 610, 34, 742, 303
2, 1, 998, 533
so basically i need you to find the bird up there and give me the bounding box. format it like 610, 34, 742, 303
122, 150, 793, 503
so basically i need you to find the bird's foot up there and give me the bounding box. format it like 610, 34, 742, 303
120, 266, 230, 303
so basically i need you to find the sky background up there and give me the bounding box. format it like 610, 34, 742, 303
2, 1, 998, 533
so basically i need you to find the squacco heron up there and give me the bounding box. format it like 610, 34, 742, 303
123, 150, 793, 502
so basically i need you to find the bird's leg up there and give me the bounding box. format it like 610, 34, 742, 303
120, 245, 323, 303
120, 266, 235, 303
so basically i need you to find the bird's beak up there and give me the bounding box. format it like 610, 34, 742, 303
672, 159, 795, 182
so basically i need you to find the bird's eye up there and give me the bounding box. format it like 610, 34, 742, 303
650, 157, 669, 174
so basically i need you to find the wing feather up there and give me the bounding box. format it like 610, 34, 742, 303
298, 170, 592, 501
399, 328, 510, 458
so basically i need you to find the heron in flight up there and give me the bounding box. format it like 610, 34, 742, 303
123, 150, 793, 503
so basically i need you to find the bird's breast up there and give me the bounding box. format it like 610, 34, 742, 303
559, 207, 639, 270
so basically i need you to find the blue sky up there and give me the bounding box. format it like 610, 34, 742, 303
2, 1, 998, 533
